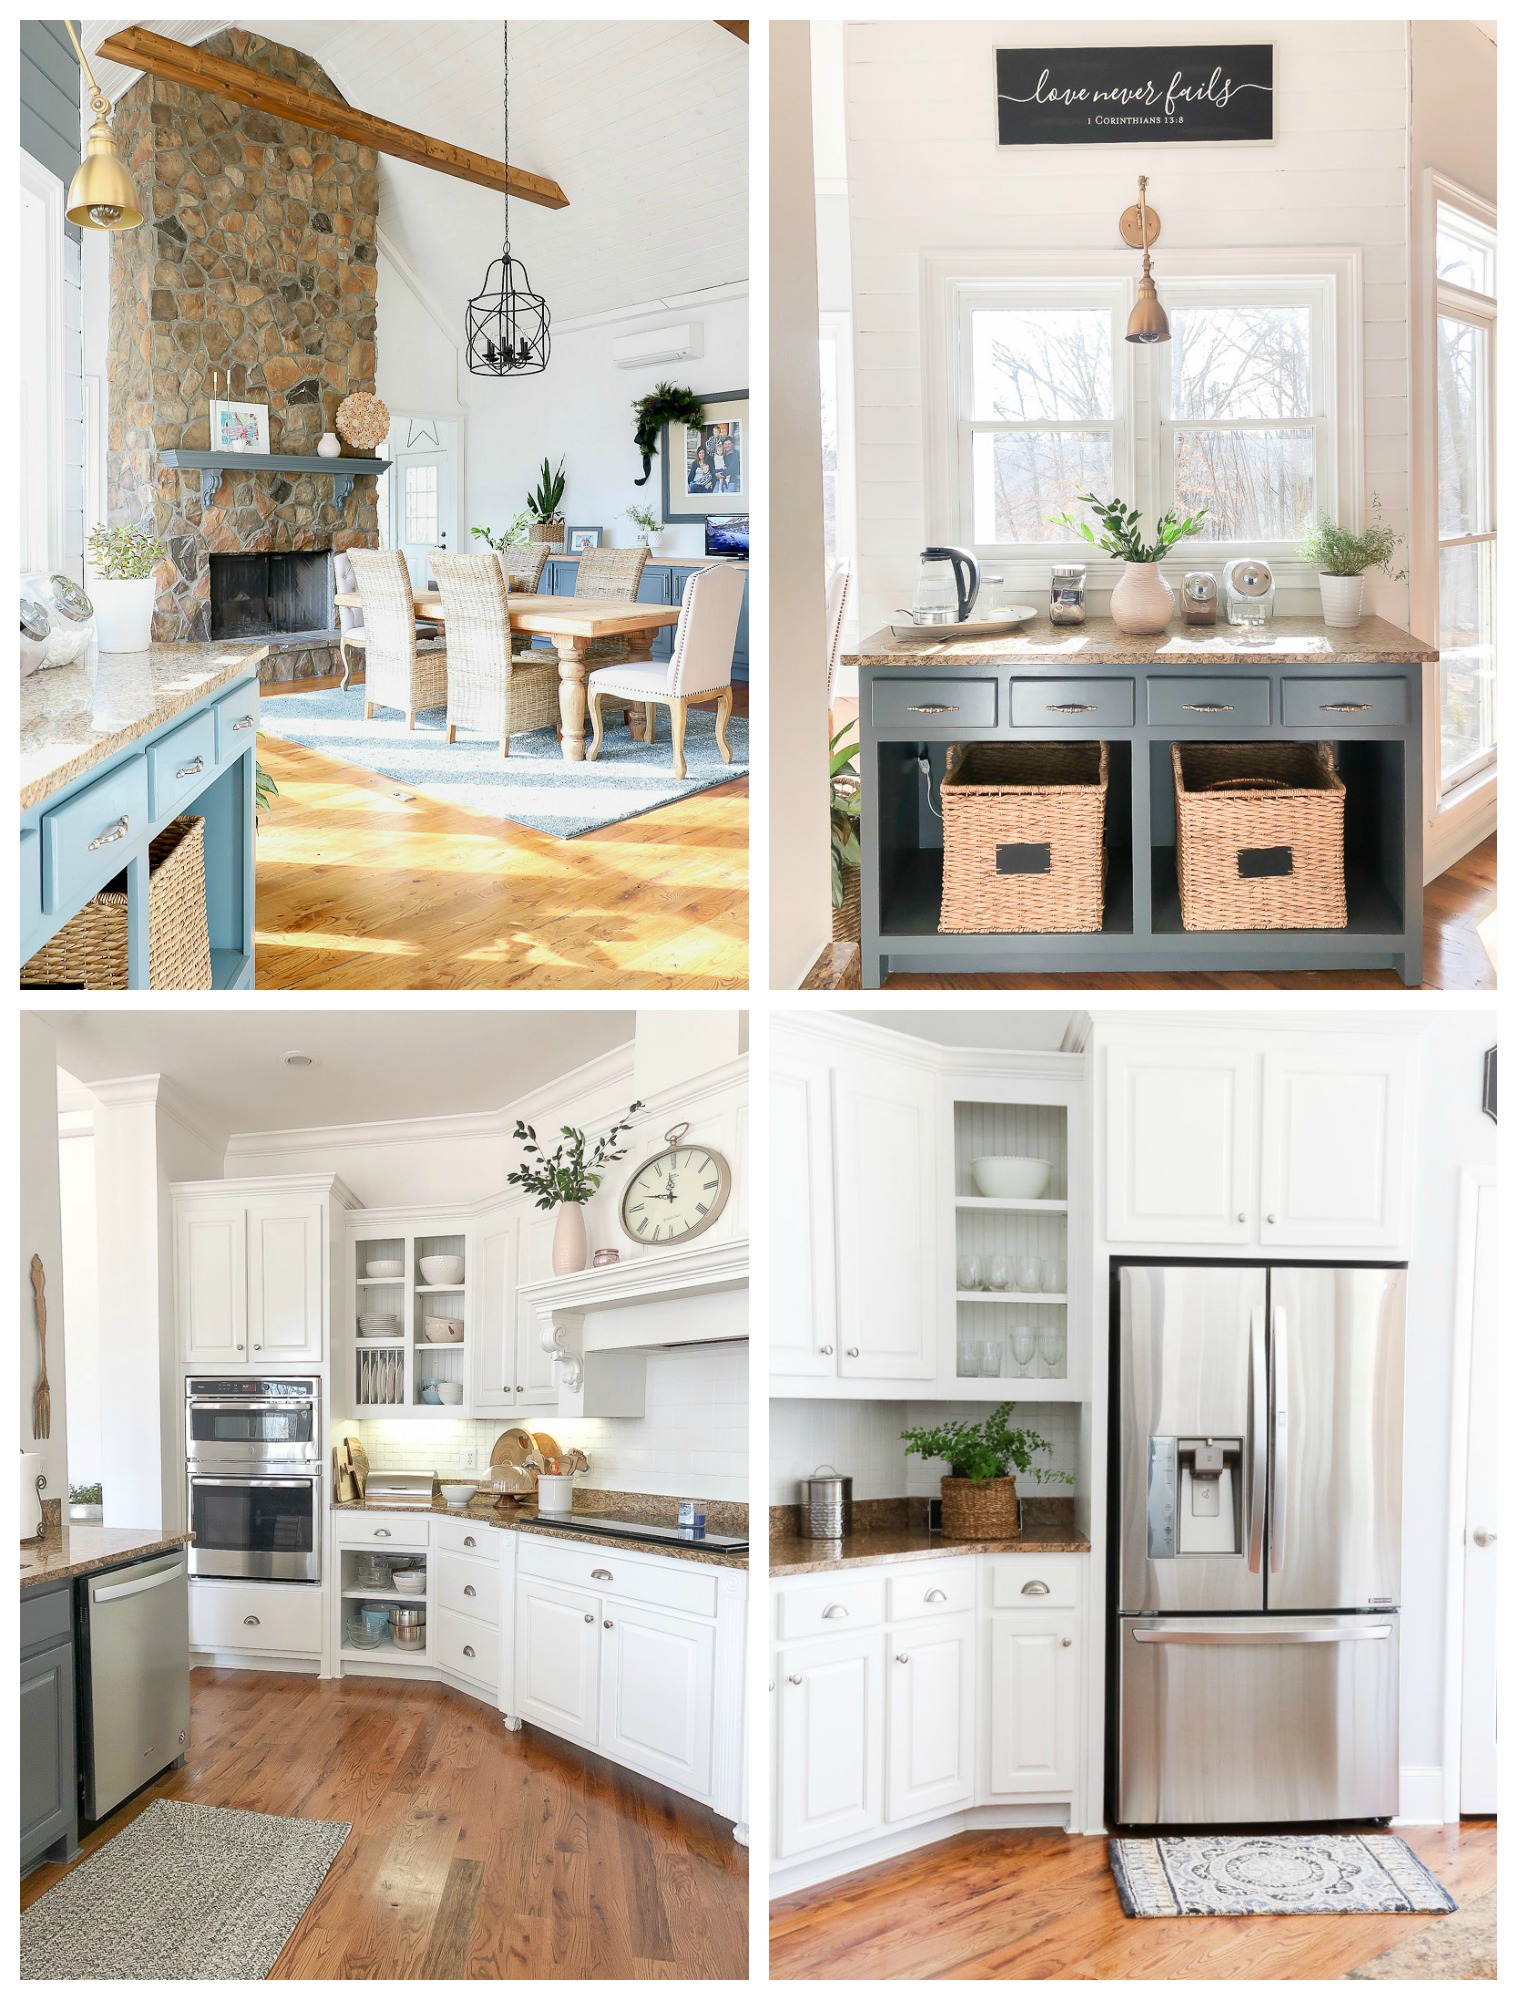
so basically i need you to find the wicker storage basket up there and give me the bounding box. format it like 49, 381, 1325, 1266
1172, 741, 1347, 932
940, 1475, 1020, 1541
831, 770, 862, 941
939, 741, 1108, 933
21, 816, 213, 990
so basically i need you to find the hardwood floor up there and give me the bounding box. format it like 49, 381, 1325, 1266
252, 678, 748, 990
769, 1819, 1495, 1981
878, 835, 1496, 991
22, 1669, 747, 1981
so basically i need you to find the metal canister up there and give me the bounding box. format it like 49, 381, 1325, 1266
799, 1464, 853, 1540
1049, 563, 1087, 625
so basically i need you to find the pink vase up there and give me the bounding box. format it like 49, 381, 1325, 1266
551, 1202, 588, 1275
1109, 561, 1175, 635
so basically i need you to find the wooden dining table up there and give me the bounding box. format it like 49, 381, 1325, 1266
333, 589, 682, 762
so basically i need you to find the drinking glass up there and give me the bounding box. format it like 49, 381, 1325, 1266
975, 1337, 1002, 1378
1038, 1326, 1066, 1379
1040, 1255, 1064, 1296
958, 1253, 981, 1294
958, 1340, 980, 1378
1014, 1254, 1041, 1294
989, 1255, 1010, 1292
1009, 1328, 1037, 1378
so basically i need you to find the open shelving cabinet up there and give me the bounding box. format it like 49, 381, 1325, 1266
336, 1531, 431, 1665
345, 1216, 471, 1419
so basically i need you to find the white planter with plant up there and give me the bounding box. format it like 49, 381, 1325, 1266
1299, 501, 1407, 630
506, 1099, 645, 1277
87, 523, 167, 652
1049, 493, 1207, 635
526, 456, 567, 551
624, 502, 662, 551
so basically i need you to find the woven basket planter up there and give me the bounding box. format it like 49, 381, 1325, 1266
939, 740, 1108, 933
21, 816, 212, 990
528, 521, 564, 552
1172, 741, 1347, 932
940, 1475, 1020, 1541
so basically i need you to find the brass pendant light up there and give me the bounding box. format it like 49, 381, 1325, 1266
62, 19, 143, 230
1120, 176, 1169, 345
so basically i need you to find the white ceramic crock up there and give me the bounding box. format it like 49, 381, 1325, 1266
1318, 573, 1366, 629
89, 576, 157, 652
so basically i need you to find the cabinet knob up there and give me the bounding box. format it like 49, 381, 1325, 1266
1021, 1580, 1050, 1596
1061, 1636, 1073, 1648
603, 1619, 614, 1629
1473, 1527, 1497, 1548
464, 1584, 476, 1597
1237, 1213, 1246, 1223
787, 1674, 802, 1685
845, 1346, 860, 1358
1266, 1214, 1277, 1224
769, 1679, 776, 1692
464, 1536, 476, 1549
591, 1568, 613, 1582
583, 1612, 595, 1624
924, 1588, 947, 1603
818, 1345, 834, 1356
253, 1343, 262, 1351
243, 1614, 260, 1626
894, 1652, 909, 1664
822, 1603, 848, 1619
463, 1644, 475, 1658
516, 1384, 524, 1393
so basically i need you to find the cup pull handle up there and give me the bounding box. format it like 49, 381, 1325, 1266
1021, 1579, 1050, 1596
591, 1568, 613, 1581
1182, 703, 1232, 713
375, 1529, 391, 1539
463, 1644, 475, 1658
822, 1603, 848, 1619
924, 1588, 947, 1603
1321, 702, 1373, 712
464, 1584, 476, 1597
243, 1614, 260, 1626
463, 1536, 476, 1549
88, 815, 130, 851
908, 703, 958, 714
1047, 702, 1095, 713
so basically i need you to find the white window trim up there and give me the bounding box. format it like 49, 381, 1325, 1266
819, 308, 860, 657
19, 149, 68, 577
924, 246, 1363, 595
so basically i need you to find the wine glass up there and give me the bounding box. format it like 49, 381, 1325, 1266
989, 1255, 1010, 1292
958, 1253, 981, 1295
1014, 1254, 1041, 1294
1009, 1328, 1037, 1378
1038, 1325, 1066, 1379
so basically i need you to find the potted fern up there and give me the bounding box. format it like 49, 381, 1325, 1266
1047, 494, 1207, 635
526, 458, 567, 552
1299, 499, 1407, 629
900, 1402, 1071, 1539
505, 1100, 645, 1275
87, 522, 168, 652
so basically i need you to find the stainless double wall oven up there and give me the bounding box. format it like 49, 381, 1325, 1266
185, 1377, 321, 1583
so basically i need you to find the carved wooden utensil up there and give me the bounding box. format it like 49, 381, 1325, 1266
31, 1254, 51, 1440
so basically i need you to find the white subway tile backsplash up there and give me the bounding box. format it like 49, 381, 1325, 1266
771, 1397, 1081, 1506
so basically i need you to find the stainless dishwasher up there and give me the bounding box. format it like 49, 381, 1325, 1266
79, 1550, 192, 1821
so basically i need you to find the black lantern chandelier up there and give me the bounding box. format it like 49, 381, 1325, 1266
467, 21, 551, 377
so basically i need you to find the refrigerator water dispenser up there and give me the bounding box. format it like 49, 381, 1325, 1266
1147, 1436, 1244, 1557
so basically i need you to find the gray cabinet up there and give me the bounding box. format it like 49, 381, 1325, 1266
542, 558, 748, 681
20, 1581, 78, 1869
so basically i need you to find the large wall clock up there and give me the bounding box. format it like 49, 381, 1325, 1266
619, 1122, 732, 1247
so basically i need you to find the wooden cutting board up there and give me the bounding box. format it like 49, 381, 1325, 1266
345, 1435, 368, 1499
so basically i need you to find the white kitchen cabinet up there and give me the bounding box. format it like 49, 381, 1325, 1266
177, 1202, 248, 1363
514, 1578, 602, 1746
511, 1208, 562, 1409
985, 1611, 1079, 1797
885, 1613, 975, 1822
1258, 1038, 1412, 1248
1105, 1041, 1257, 1244
600, 1602, 716, 1798
770, 1051, 837, 1379
246, 1196, 325, 1361
834, 1054, 937, 1381
174, 1175, 351, 1367
776, 1629, 884, 1857
470, 1200, 522, 1415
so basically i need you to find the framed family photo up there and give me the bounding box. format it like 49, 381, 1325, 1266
661, 388, 748, 521
209, 399, 271, 454
566, 525, 603, 552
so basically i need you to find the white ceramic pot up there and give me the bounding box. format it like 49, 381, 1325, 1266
1109, 561, 1175, 635
1318, 572, 1366, 629
90, 576, 158, 652
552, 1202, 589, 1276
317, 432, 342, 458
537, 1473, 575, 1513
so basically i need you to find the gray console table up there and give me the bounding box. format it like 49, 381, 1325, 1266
846, 614, 1437, 990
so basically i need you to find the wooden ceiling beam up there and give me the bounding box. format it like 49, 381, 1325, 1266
716, 22, 750, 43
94, 26, 569, 209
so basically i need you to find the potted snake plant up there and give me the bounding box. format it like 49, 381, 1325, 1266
526, 457, 567, 552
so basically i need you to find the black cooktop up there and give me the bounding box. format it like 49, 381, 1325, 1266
531, 1512, 748, 1552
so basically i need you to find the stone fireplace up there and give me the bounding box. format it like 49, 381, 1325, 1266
105, 28, 381, 680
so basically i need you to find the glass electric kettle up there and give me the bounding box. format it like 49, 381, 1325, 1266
915, 546, 981, 625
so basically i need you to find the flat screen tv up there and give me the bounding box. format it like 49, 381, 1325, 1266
705, 514, 749, 558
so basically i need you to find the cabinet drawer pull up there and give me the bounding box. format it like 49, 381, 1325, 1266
1182, 702, 1232, 713
88, 815, 130, 851
787, 1673, 802, 1685
924, 1588, 947, 1603
1048, 702, 1095, 713
908, 703, 958, 714
231, 714, 255, 731
175, 756, 205, 779
583, 1612, 594, 1624
462, 1644, 475, 1658
822, 1603, 849, 1619
895, 1652, 909, 1664
1321, 702, 1373, 713
1021, 1579, 1050, 1596
591, 1568, 613, 1582
374, 1529, 392, 1539
463, 1536, 476, 1549
464, 1584, 476, 1597
243, 1614, 260, 1626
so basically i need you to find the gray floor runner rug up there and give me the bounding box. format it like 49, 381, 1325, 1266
22, 1797, 351, 1979
1109, 1833, 1459, 1918
259, 685, 749, 838
1345, 1886, 1495, 1978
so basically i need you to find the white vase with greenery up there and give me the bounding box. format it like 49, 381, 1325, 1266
87, 522, 167, 652
1299, 501, 1407, 630
505, 1099, 646, 1278
1048, 493, 1207, 636
625, 502, 662, 551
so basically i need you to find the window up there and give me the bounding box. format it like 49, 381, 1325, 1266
1434, 202, 1496, 796
19, 157, 66, 574
403, 463, 439, 547
819, 311, 857, 583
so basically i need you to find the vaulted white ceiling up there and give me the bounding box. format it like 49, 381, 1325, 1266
83, 19, 748, 324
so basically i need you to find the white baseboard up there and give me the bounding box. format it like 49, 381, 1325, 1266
1425, 782, 1497, 883
1393, 1765, 1447, 1826
771, 1800, 1073, 1898
190, 1649, 319, 1674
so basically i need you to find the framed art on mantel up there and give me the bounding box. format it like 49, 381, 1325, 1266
662, 388, 749, 522
209, 399, 271, 453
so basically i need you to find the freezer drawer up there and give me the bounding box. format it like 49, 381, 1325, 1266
1117, 1613, 1398, 1825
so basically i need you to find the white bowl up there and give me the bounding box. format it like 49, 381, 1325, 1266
440, 1483, 478, 1509
366, 1259, 404, 1279
391, 1567, 426, 1594
423, 1316, 464, 1344
971, 1155, 1053, 1200
419, 1256, 465, 1287
436, 1382, 464, 1405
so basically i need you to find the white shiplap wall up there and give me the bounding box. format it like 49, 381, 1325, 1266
771, 1396, 1081, 1505
844, 20, 1412, 637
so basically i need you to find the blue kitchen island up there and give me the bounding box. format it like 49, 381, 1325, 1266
20, 641, 269, 989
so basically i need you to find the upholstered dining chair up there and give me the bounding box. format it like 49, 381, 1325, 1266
347, 548, 448, 729
332, 548, 366, 689
586, 563, 743, 780
431, 551, 558, 755
825, 557, 858, 738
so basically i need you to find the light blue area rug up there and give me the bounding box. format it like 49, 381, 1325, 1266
258, 685, 748, 839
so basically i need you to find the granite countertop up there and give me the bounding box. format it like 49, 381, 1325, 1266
21, 641, 269, 812
333, 1490, 748, 1571
769, 1497, 1088, 1577
846, 613, 1437, 670
21, 1526, 191, 1589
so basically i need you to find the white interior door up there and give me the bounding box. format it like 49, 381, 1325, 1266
1459, 1178, 1496, 1813
387, 417, 458, 586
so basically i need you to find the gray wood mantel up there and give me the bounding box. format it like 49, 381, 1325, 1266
160, 449, 391, 510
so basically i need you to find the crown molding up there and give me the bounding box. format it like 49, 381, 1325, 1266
170, 1171, 363, 1209
775, 1013, 1086, 1079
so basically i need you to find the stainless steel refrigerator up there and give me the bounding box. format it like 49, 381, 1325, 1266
1112, 1262, 1405, 1826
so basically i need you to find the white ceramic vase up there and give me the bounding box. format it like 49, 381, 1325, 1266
317, 432, 342, 459
551, 1201, 589, 1275
1318, 572, 1366, 629
1109, 561, 1175, 635
89, 576, 158, 652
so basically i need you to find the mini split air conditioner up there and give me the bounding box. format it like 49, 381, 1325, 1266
611, 322, 704, 369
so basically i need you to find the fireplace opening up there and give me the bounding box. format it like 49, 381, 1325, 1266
209, 551, 334, 640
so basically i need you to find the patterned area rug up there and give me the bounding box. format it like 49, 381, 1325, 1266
1109, 1834, 1459, 1918
21, 1798, 350, 1979
258, 685, 749, 839
1345, 1887, 1496, 1979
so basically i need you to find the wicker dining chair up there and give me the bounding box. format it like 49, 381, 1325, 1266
431, 551, 559, 756
347, 549, 448, 728
498, 546, 549, 663
530, 544, 650, 672
587, 563, 742, 780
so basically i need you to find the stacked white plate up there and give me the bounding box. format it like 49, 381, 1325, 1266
358, 1312, 402, 1341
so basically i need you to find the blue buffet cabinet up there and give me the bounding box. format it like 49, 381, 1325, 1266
540, 557, 749, 680
20, 669, 260, 990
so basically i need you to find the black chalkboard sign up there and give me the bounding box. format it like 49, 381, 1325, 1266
996, 44, 1274, 146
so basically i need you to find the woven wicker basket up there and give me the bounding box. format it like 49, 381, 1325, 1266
21, 816, 213, 990
939, 741, 1108, 933
833, 867, 861, 943
940, 1475, 1020, 1541
1172, 741, 1347, 932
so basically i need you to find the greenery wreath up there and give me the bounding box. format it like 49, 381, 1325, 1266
631, 382, 706, 486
